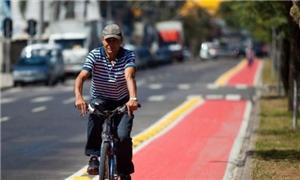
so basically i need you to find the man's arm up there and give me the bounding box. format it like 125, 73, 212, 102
74, 70, 90, 116
125, 67, 138, 114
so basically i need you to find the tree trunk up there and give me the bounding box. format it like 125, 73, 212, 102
287, 1, 300, 111
280, 37, 290, 96
288, 22, 300, 111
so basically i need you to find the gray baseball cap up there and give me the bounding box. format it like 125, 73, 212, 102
102, 24, 122, 40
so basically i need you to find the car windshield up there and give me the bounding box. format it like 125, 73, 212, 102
17, 56, 48, 66
54, 39, 85, 50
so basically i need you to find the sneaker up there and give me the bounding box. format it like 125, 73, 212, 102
87, 156, 99, 175
120, 174, 131, 180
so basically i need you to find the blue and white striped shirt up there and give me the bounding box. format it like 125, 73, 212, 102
82, 47, 136, 100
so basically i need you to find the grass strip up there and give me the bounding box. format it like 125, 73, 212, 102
252, 60, 300, 179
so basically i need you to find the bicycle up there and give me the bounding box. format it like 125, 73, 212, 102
88, 99, 140, 180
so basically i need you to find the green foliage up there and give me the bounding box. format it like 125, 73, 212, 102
181, 7, 217, 55
217, 1, 289, 42
290, 1, 300, 26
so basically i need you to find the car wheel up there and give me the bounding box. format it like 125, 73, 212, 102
13, 81, 19, 87
46, 78, 54, 86
60, 76, 66, 84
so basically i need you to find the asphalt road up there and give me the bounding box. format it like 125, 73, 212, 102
1, 58, 256, 180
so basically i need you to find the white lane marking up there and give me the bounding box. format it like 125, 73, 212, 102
32, 106, 47, 113
149, 84, 162, 90
148, 95, 165, 102
31, 96, 53, 103
207, 83, 219, 89
206, 94, 224, 100
63, 97, 75, 104
0, 116, 10, 123
235, 84, 248, 89
1, 98, 16, 104
226, 94, 242, 101
223, 101, 252, 180
178, 84, 190, 90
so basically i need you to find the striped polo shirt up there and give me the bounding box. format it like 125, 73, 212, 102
82, 47, 136, 100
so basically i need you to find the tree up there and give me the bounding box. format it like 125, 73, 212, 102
181, 7, 216, 57
290, 1, 300, 27
218, 1, 300, 111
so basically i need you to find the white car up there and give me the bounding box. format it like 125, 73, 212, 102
49, 33, 89, 75
199, 42, 218, 60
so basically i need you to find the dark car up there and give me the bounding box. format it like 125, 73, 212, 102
135, 47, 152, 69
13, 44, 65, 86
151, 46, 173, 66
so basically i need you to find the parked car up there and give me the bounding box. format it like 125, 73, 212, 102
13, 43, 65, 86
135, 46, 152, 69
124, 43, 154, 69
253, 41, 269, 57
151, 46, 173, 66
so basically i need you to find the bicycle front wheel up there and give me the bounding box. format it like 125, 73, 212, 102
99, 142, 109, 180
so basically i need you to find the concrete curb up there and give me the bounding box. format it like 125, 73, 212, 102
231, 60, 264, 180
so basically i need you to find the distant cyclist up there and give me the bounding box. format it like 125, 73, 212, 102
74, 24, 139, 180
246, 44, 255, 66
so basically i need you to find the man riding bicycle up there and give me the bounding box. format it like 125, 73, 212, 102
74, 24, 139, 180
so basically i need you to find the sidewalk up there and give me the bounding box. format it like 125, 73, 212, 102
0, 73, 13, 91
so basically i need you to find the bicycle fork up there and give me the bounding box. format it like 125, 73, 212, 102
108, 141, 117, 179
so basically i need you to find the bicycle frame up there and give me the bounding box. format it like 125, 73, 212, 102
88, 102, 127, 180
101, 112, 118, 180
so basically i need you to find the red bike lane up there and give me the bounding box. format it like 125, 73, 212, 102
132, 59, 262, 180
227, 59, 261, 86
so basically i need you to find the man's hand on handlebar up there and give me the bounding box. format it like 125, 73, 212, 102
126, 99, 139, 116
75, 97, 88, 117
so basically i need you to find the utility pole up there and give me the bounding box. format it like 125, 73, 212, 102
38, 0, 44, 42
4, 38, 11, 73
2, 17, 13, 73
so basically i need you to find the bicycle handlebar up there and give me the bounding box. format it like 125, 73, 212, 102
88, 103, 141, 117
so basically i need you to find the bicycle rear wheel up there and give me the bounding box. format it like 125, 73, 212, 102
99, 142, 109, 180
